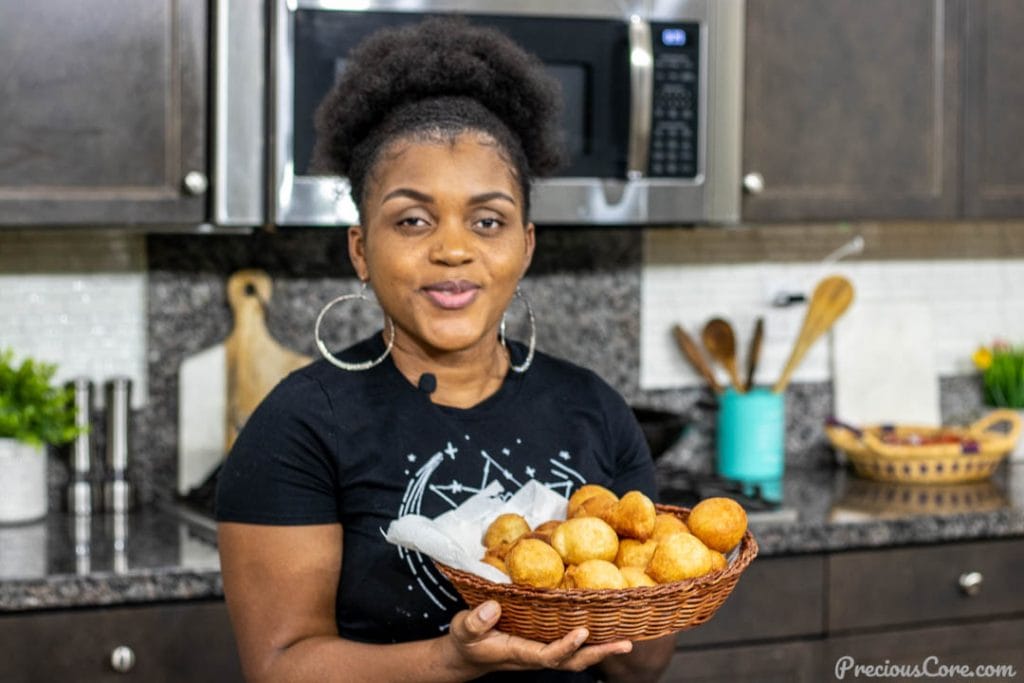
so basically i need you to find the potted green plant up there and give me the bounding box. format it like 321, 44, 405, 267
973, 340, 1024, 462
0, 349, 84, 523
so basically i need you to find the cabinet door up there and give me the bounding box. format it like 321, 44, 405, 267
742, 0, 961, 221
828, 538, 1024, 632
662, 640, 823, 683
824, 618, 1024, 682
0, 0, 207, 225
675, 554, 825, 647
962, 0, 1024, 217
0, 602, 243, 683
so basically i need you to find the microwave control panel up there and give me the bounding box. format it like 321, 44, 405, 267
649, 22, 700, 179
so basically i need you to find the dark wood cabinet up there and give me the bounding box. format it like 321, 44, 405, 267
0, 601, 243, 683
0, 0, 208, 226
675, 555, 825, 647
825, 618, 1024, 682
663, 538, 1024, 683
828, 538, 1024, 632
664, 640, 823, 683
741, 0, 962, 222
962, 0, 1024, 217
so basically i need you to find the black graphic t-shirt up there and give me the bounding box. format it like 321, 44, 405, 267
216, 334, 657, 681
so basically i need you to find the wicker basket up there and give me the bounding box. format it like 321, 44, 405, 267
433, 504, 758, 645
826, 410, 1022, 484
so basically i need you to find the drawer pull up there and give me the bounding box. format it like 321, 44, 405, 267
110, 645, 136, 673
958, 571, 983, 597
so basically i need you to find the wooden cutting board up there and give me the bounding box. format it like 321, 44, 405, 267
177, 269, 312, 494
224, 269, 313, 451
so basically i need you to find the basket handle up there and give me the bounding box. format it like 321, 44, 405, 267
969, 409, 1023, 451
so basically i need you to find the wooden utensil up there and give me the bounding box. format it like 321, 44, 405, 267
772, 275, 854, 394
672, 323, 723, 394
224, 269, 313, 451
745, 317, 764, 391
701, 318, 744, 392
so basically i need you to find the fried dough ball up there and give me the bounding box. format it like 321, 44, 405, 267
652, 513, 690, 541
562, 560, 627, 590
646, 532, 713, 583
486, 540, 515, 561
481, 551, 508, 576
506, 538, 565, 589
550, 517, 619, 565
615, 538, 658, 569
709, 550, 728, 573
620, 566, 657, 588
529, 520, 562, 544
483, 513, 530, 550
604, 490, 656, 540
576, 493, 618, 519
687, 497, 748, 553
567, 484, 618, 518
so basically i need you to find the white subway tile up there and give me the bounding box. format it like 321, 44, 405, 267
0, 233, 147, 408
642, 237, 1024, 389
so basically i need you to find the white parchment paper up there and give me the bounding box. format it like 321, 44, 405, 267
384, 480, 569, 584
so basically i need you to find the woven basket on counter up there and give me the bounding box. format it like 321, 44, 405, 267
433, 504, 758, 645
826, 410, 1022, 484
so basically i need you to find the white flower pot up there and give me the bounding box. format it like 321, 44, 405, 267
0, 439, 48, 524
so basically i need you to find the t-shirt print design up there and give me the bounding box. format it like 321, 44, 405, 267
394, 433, 586, 628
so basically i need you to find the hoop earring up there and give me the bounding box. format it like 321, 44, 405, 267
499, 287, 536, 374
314, 282, 395, 371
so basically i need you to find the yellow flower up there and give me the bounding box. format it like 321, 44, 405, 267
973, 346, 993, 371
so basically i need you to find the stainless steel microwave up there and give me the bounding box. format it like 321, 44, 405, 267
213, 0, 745, 227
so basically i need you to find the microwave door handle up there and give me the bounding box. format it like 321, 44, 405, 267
627, 15, 653, 180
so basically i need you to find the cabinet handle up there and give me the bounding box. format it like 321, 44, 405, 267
183, 171, 209, 196
110, 645, 136, 673
958, 571, 983, 597
742, 172, 765, 195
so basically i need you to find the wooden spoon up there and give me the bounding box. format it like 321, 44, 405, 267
701, 318, 744, 392
772, 275, 854, 394
745, 316, 764, 391
672, 324, 723, 394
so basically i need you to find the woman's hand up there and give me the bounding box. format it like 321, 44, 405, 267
445, 600, 633, 677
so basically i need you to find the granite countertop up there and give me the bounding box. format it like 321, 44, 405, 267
0, 508, 221, 612
2, 464, 1024, 613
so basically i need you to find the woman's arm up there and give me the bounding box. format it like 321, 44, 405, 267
218, 522, 633, 683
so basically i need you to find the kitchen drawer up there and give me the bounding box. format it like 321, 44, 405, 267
0, 601, 243, 683
676, 554, 826, 647
663, 638, 823, 683
828, 538, 1024, 632
824, 617, 1024, 680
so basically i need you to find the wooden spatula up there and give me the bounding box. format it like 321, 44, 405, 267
772, 276, 854, 394
672, 323, 723, 394
745, 316, 764, 391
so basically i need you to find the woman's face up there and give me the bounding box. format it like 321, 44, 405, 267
348, 132, 535, 359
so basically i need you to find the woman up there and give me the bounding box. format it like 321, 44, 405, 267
216, 17, 675, 683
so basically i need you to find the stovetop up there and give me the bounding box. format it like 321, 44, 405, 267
658, 471, 799, 525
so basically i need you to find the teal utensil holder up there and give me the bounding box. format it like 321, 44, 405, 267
716, 388, 785, 481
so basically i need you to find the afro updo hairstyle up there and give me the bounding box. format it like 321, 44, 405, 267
312, 16, 567, 222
